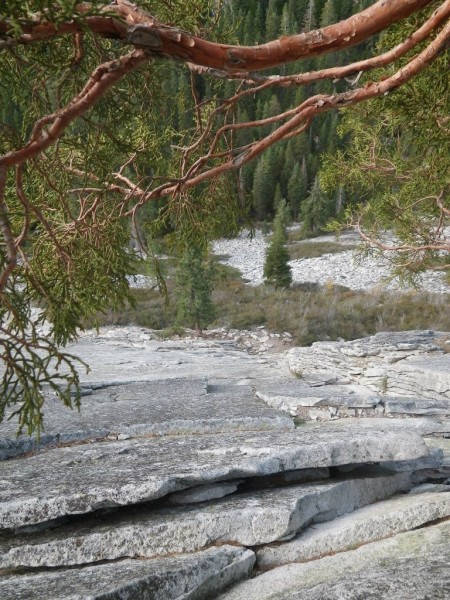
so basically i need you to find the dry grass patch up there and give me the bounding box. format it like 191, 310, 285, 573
288, 241, 356, 260
87, 254, 450, 346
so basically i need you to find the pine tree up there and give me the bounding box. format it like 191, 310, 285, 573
264, 200, 293, 288
303, 0, 317, 31
265, 0, 281, 40
175, 245, 215, 333
252, 153, 277, 219
287, 162, 308, 218
300, 175, 335, 233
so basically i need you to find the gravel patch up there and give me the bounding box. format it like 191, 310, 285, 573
212, 231, 449, 294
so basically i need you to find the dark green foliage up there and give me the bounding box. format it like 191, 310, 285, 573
321, 6, 450, 274
175, 246, 215, 332
0, 0, 219, 434
224, 0, 370, 222
300, 176, 336, 233
1, 0, 446, 435
264, 200, 293, 288
287, 162, 308, 218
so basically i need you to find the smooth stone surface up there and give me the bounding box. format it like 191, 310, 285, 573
0, 380, 294, 460
426, 436, 450, 464
383, 447, 443, 473
219, 520, 450, 600
0, 427, 428, 529
386, 354, 450, 400
65, 331, 286, 385
384, 398, 450, 416
0, 545, 255, 600
0, 472, 410, 569
257, 490, 450, 569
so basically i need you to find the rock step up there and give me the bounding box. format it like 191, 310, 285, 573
0, 471, 410, 569
256, 378, 450, 421
0, 426, 428, 529
288, 332, 450, 403
218, 519, 450, 600
256, 488, 450, 569
0, 379, 294, 460
301, 417, 449, 436
0, 545, 255, 600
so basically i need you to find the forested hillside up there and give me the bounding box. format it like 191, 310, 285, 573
218, 0, 374, 225
158, 0, 375, 228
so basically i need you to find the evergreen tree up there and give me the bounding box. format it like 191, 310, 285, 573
287, 162, 308, 218
264, 200, 293, 288
252, 154, 277, 219
274, 183, 283, 211
0, 0, 445, 432
175, 246, 215, 333
320, 0, 338, 26
303, 0, 317, 31
300, 175, 335, 232
265, 0, 281, 40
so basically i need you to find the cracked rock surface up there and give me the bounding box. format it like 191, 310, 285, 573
0, 545, 255, 600
0, 427, 425, 529
0, 471, 410, 569
1, 328, 449, 599
218, 519, 450, 600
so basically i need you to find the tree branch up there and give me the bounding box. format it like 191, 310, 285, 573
0, 50, 149, 168
0, 1, 436, 72
124, 17, 450, 205
0, 165, 16, 290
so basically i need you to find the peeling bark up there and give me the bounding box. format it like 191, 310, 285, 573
0, 1, 437, 72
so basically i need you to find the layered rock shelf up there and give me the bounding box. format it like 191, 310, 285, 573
0, 329, 449, 598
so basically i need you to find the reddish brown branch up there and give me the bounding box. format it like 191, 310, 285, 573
0, 166, 16, 290
0, 1, 436, 73
0, 50, 149, 169
126, 17, 450, 204
207, 1, 450, 87
73, 0, 439, 72
14, 165, 31, 249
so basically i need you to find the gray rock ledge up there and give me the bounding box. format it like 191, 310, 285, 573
0, 545, 255, 600
219, 520, 450, 600
0, 379, 294, 460
0, 471, 410, 569
257, 489, 450, 569
0, 427, 428, 529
